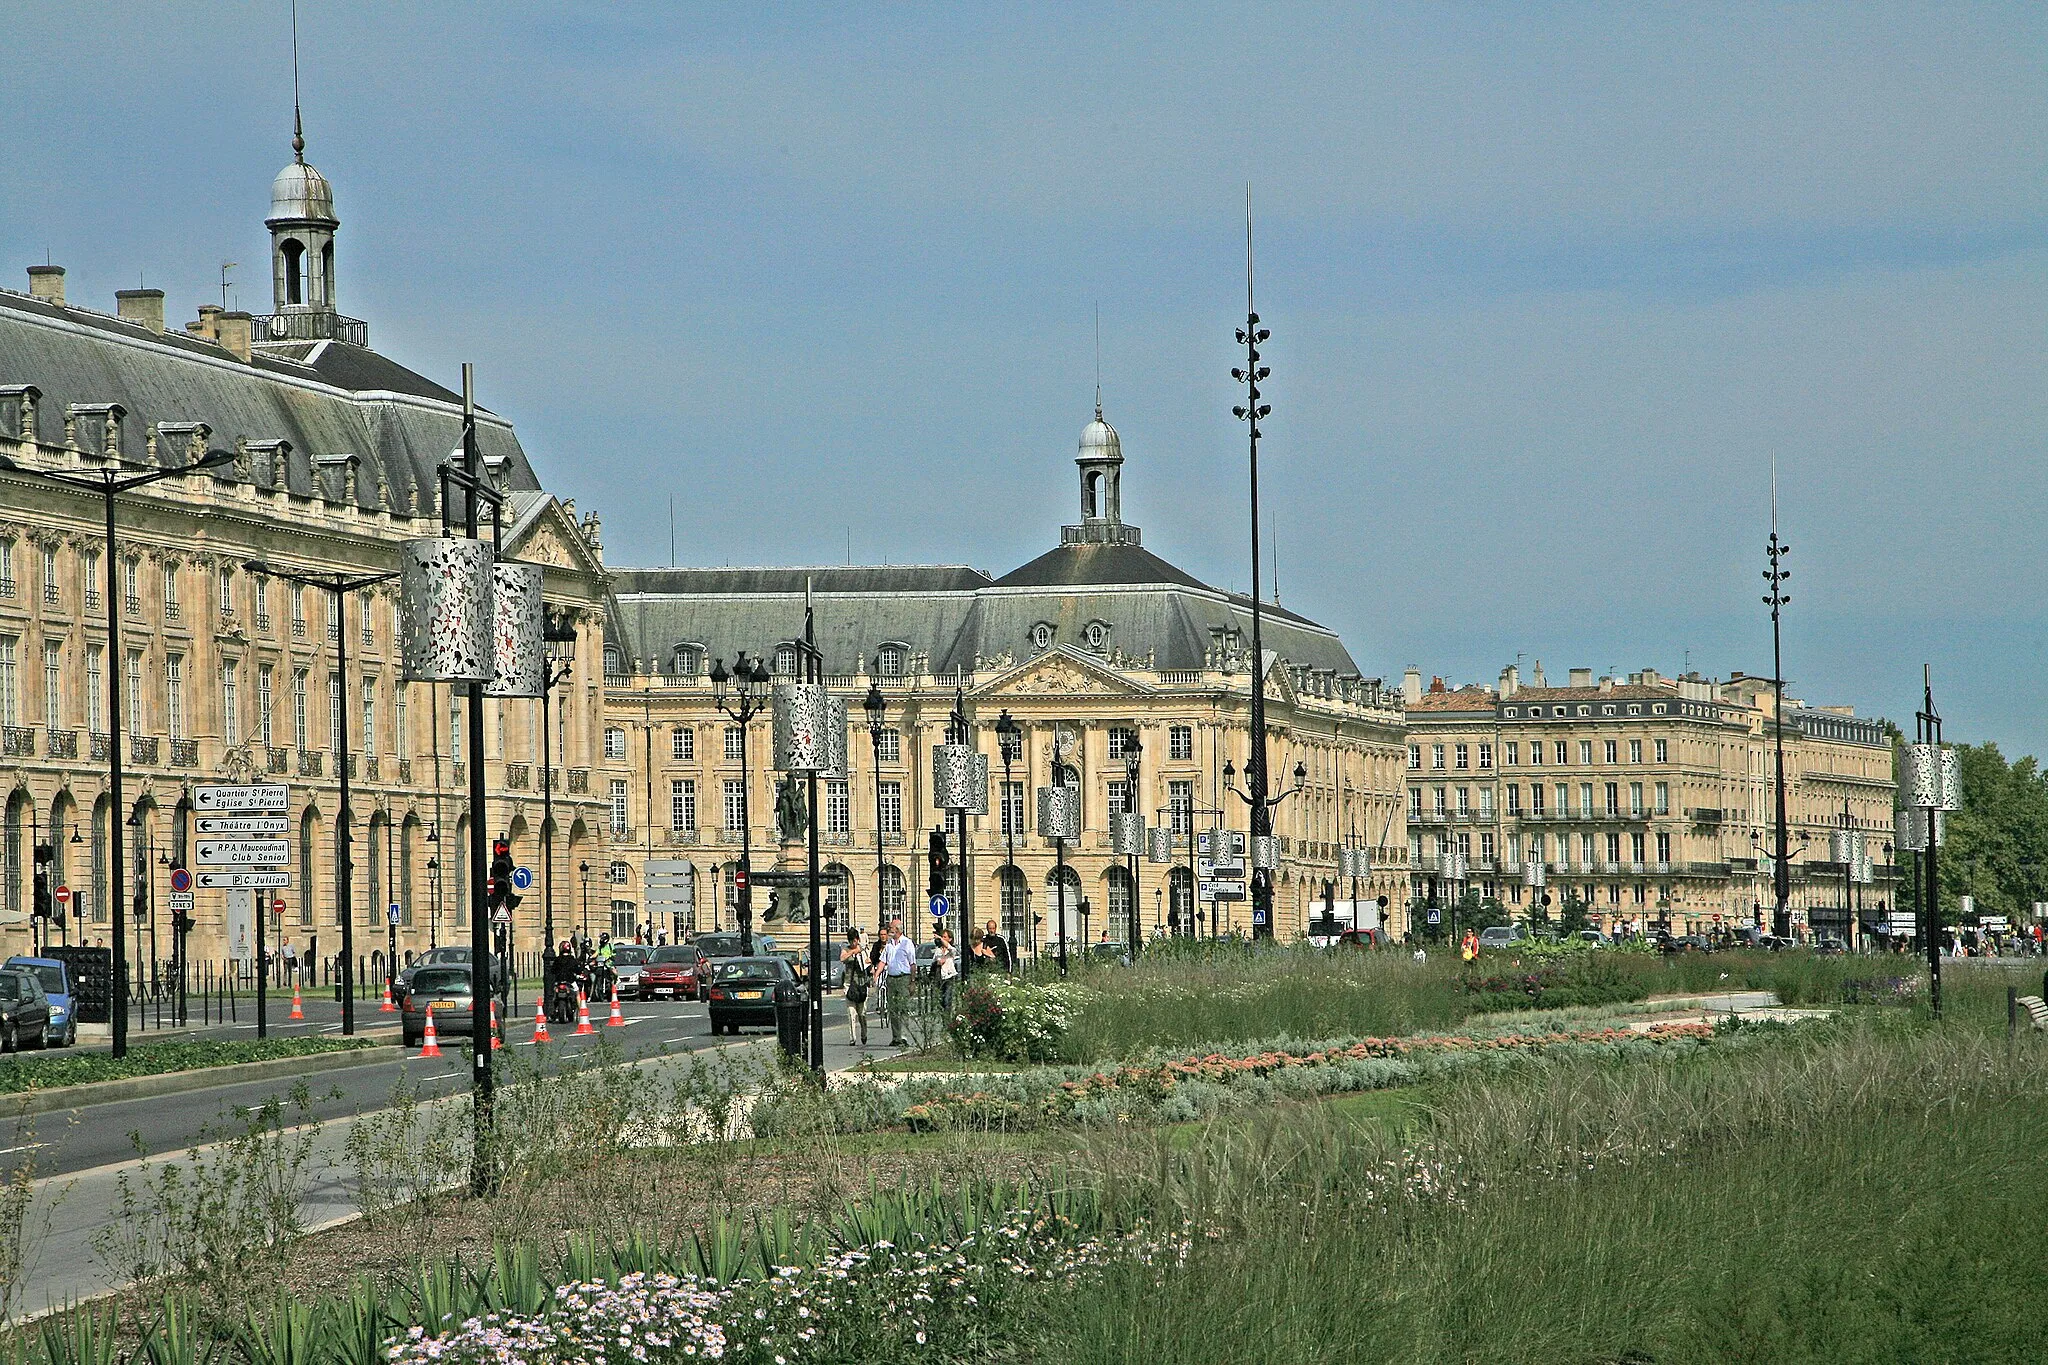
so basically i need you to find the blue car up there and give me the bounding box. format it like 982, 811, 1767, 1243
3, 957, 77, 1047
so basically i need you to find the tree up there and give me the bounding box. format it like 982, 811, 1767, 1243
1555, 893, 1590, 937
1892, 741, 2048, 930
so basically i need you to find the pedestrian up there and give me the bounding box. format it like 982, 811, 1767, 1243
282, 939, 298, 985
975, 918, 1013, 972
934, 929, 958, 1013
840, 928, 870, 1047
882, 919, 916, 1047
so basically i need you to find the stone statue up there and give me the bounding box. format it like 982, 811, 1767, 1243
774, 774, 809, 844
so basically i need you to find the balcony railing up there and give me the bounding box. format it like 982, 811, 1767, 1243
299, 750, 324, 777
568, 768, 589, 794
364, 756, 380, 781
131, 735, 159, 765
85, 589, 101, 613
268, 746, 290, 774
665, 828, 701, 846
90, 732, 110, 762
256, 612, 272, 633
2, 726, 33, 757
46, 728, 76, 759
169, 738, 199, 767
505, 763, 530, 790
452, 761, 464, 783
42, 584, 58, 606
398, 759, 413, 785
250, 309, 368, 346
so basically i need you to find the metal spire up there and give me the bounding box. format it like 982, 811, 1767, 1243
1093, 302, 1102, 420
290, 0, 305, 162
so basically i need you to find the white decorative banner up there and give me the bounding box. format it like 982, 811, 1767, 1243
482, 560, 545, 697
1036, 786, 1081, 840
399, 538, 495, 683
772, 682, 832, 771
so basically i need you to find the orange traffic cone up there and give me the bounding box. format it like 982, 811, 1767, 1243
379, 982, 396, 1013
489, 999, 503, 1051
418, 1009, 442, 1057
574, 988, 595, 1035
606, 992, 626, 1028
531, 994, 551, 1044
289, 982, 304, 1020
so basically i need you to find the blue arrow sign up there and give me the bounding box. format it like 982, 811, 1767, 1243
929, 894, 950, 919
511, 866, 534, 891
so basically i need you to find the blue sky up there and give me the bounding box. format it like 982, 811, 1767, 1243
5, 3, 2044, 751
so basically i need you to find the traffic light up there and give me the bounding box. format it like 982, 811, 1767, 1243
927, 828, 948, 897
487, 836, 521, 916
31, 843, 52, 920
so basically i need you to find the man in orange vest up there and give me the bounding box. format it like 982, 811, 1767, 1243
1460, 929, 1479, 963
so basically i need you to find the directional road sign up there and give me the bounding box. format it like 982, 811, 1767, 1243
511, 866, 533, 891
195, 870, 293, 889
195, 839, 291, 866
1198, 830, 1247, 858
168, 867, 193, 893
195, 815, 290, 837
1198, 879, 1246, 902
194, 784, 289, 813
1195, 857, 1246, 879
929, 894, 950, 919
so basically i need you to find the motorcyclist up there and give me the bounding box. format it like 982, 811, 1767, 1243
544, 940, 583, 1022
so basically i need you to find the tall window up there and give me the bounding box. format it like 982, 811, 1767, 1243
122, 557, 139, 613
218, 566, 234, 615
723, 725, 744, 760
162, 562, 179, 620
292, 669, 309, 750
1631, 831, 1646, 863
1408, 787, 1423, 818
826, 779, 850, 835
1604, 740, 1618, 764
1107, 726, 1138, 760
0, 637, 15, 727
609, 778, 630, 834
604, 726, 626, 760
1454, 744, 1468, 770
86, 647, 103, 733
449, 693, 464, 764
164, 655, 184, 739
361, 681, 377, 753
1001, 780, 1025, 836
670, 778, 696, 831
1106, 866, 1132, 945
876, 645, 905, 679
43, 641, 61, 729
1578, 741, 1593, 766
1408, 745, 1421, 770
221, 658, 239, 746
878, 780, 903, 836
259, 665, 274, 748
1107, 779, 1130, 818
880, 864, 907, 920
1530, 783, 1545, 816
1629, 782, 1643, 816
722, 779, 746, 832
1505, 741, 1520, 766
1554, 741, 1569, 764
1506, 784, 1521, 816
328, 673, 341, 749
877, 729, 901, 763
39, 545, 56, 604
290, 583, 306, 634
1579, 783, 1594, 817
1431, 744, 1445, 770
1656, 832, 1671, 862
1606, 832, 1622, 864
1604, 782, 1619, 816
1629, 739, 1643, 763
394, 684, 407, 759
1477, 743, 1493, 769
1654, 782, 1669, 815
254, 578, 269, 627
671, 727, 694, 761
1654, 739, 1668, 763
1170, 725, 1193, 761
126, 650, 144, 735
300, 812, 316, 925
1168, 779, 1192, 836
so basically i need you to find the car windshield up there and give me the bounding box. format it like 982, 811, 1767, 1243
22, 964, 64, 994
693, 936, 744, 958
0, 975, 28, 1000
410, 968, 471, 994
611, 946, 651, 966
651, 946, 694, 964
713, 959, 785, 982
427, 948, 471, 965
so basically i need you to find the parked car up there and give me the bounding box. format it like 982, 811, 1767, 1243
1335, 928, 1386, 949
1814, 935, 1848, 956
397, 945, 505, 998
0, 968, 53, 1052
640, 944, 702, 1000
1573, 930, 1610, 946
1477, 924, 1528, 950
399, 966, 500, 1049
3, 956, 76, 1047
705, 957, 800, 1035
609, 944, 652, 999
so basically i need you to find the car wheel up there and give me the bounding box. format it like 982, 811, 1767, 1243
63, 1022, 76, 1048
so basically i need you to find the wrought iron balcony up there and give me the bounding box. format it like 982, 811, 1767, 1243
2, 726, 34, 758
170, 738, 198, 767
46, 728, 76, 759
567, 768, 589, 794
505, 763, 530, 790
91, 732, 111, 762
250, 310, 368, 347
299, 750, 324, 777
131, 735, 159, 765
268, 746, 290, 774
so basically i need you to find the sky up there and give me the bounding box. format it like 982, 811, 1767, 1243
4, 3, 2044, 751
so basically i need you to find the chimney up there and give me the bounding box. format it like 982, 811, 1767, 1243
1598, 675, 1615, 694
1640, 666, 1660, 687
216, 311, 253, 362
26, 265, 64, 305
1499, 664, 1519, 699
115, 289, 165, 333
188, 304, 221, 342
1402, 667, 1422, 704
1568, 668, 1593, 689
1531, 658, 1546, 688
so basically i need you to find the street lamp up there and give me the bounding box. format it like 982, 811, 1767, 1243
710, 653, 772, 954
864, 678, 889, 939
1122, 734, 1143, 963
1230, 198, 1280, 939
539, 610, 577, 950
1223, 754, 1306, 936
1763, 529, 1792, 936
578, 859, 591, 941
995, 709, 1022, 960
244, 557, 399, 1036
0, 442, 235, 1057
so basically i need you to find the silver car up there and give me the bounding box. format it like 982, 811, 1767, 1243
609, 944, 652, 999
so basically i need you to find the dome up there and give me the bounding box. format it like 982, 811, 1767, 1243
268, 160, 336, 224
1078, 410, 1122, 462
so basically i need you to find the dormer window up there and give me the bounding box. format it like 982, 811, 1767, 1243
1030, 623, 1055, 652
671, 643, 704, 677
876, 644, 907, 678
1083, 621, 1110, 652
774, 643, 799, 676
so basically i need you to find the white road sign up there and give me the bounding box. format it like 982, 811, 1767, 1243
195, 815, 291, 836
1199, 878, 1247, 902
195, 784, 289, 813
1198, 830, 1247, 858
195, 870, 293, 889
167, 891, 195, 912
1196, 856, 1246, 879
195, 839, 290, 866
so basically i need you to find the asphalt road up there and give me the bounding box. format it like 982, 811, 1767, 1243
10, 996, 738, 1179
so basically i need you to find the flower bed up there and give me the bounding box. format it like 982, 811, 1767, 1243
901, 1023, 1718, 1132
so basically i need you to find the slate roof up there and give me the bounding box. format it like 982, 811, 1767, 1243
0, 289, 538, 513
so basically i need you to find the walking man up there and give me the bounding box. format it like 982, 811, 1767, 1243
882, 918, 916, 1047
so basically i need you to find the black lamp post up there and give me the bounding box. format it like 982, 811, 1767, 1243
1230, 201, 1279, 939
539, 611, 576, 951
710, 653, 772, 955
578, 859, 591, 940
996, 709, 1021, 960
1224, 754, 1306, 936
1764, 530, 1792, 936
0, 443, 235, 1057
1124, 735, 1143, 963
865, 678, 890, 937
244, 557, 399, 1037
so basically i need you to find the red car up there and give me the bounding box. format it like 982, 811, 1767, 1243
639, 944, 701, 1000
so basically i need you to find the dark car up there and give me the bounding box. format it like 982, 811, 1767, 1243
640, 944, 702, 1001
0, 969, 54, 1052
398, 945, 506, 998
399, 966, 500, 1049
3, 956, 76, 1046
705, 957, 799, 1036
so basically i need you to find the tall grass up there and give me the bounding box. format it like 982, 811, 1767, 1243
1043, 1016, 2048, 1363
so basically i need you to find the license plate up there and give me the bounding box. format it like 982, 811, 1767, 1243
736, 990, 765, 1000
429, 1000, 464, 1011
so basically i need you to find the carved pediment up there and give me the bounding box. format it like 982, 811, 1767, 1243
976, 646, 1154, 700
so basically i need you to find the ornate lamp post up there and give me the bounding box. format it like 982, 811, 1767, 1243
537, 615, 575, 950
1763, 528, 1792, 936
995, 709, 1022, 958
864, 677, 889, 938
710, 653, 772, 954
0, 443, 235, 1057
1121, 735, 1143, 962
1223, 754, 1306, 936
1229, 196, 1279, 938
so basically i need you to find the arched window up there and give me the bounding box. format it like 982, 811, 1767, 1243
366, 812, 387, 927
300, 809, 319, 927
879, 864, 907, 924
822, 864, 852, 937
400, 815, 419, 928
319, 242, 335, 303
672, 644, 703, 678
1106, 865, 1133, 946
280, 238, 306, 305
876, 645, 906, 679
1044, 866, 1081, 948
998, 865, 1029, 941
92, 796, 110, 924
1084, 470, 1101, 518
2, 790, 26, 922
775, 644, 799, 676
453, 816, 469, 926
609, 860, 631, 885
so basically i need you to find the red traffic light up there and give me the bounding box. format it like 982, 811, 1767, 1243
492, 838, 510, 859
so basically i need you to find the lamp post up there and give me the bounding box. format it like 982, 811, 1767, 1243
539, 613, 576, 951
244, 558, 399, 1036
996, 709, 1021, 958
1763, 530, 1792, 936
426, 855, 441, 949
1223, 754, 1306, 936
1230, 199, 1280, 939
710, 653, 772, 955
941, 688, 977, 985
578, 860, 591, 940
0, 443, 235, 1057
1123, 735, 1143, 963
864, 677, 890, 940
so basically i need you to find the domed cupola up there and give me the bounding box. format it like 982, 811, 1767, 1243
266, 109, 340, 315
1063, 397, 1141, 547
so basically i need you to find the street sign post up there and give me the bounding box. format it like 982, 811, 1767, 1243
194, 840, 292, 866
194, 815, 291, 837
54, 886, 70, 909
194, 784, 290, 813
929, 893, 950, 920
195, 870, 294, 889
510, 866, 534, 891
1198, 878, 1246, 902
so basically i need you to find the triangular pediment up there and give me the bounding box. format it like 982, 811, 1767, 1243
974, 646, 1155, 700
1262, 651, 1298, 706
505, 497, 604, 580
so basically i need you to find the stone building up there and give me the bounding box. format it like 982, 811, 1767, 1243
1400, 662, 1895, 936
0, 132, 611, 976
598, 405, 1410, 952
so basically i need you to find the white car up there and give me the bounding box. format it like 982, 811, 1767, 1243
608, 944, 652, 998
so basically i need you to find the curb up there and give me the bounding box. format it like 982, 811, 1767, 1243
3, 1039, 408, 1118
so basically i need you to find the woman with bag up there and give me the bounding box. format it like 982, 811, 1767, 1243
934, 928, 959, 1013
840, 928, 870, 1047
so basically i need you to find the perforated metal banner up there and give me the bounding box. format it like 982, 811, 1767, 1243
1252, 834, 1279, 871
932, 745, 989, 813
1147, 827, 1175, 864
1036, 786, 1081, 840
772, 682, 832, 771
482, 560, 545, 697
1900, 744, 1962, 811
1111, 812, 1145, 856
399, 537, 494, 683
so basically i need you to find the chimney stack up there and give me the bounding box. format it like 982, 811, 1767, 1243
1568, 667, 1593, 689
26, 265, 64, 305
116, 288, 165, 333
187, 305, 221, 341
215, 311, 252, 362
1499, 664, 1519, 698
1402, 667, 1423, 703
